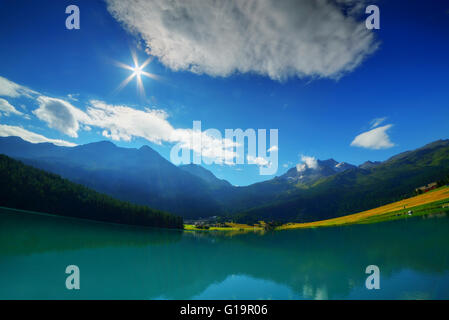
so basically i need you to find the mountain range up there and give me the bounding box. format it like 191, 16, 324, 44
1, 136, 449, 222
234, 139, 449, 223
280, 159, 356, 185
0, 136, 230, 218
0, 154, 183, 228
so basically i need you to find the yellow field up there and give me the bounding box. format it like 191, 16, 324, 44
183, 186, 449, 233
278, 186, 449, 230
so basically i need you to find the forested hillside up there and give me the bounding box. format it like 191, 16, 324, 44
233, 140, 449, 223
0, 137, 228, 219
0, 155, 183, 229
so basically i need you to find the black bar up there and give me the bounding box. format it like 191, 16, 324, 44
1, 300, 448, 319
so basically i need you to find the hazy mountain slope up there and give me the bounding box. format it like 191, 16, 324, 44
179, 164, 232, 189
0, 154, 183, 228
0, 137, 226, 218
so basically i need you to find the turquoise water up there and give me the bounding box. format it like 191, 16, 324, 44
1, 208, 449, 299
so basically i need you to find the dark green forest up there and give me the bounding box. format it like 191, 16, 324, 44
0, 154, 183, 229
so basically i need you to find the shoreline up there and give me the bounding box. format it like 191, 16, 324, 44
185, 186, 449, 233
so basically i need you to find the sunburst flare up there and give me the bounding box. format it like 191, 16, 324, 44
114, 51, 159, 97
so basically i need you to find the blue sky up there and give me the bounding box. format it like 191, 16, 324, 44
0, 0, 449, 186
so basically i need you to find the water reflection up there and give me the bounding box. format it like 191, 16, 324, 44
0, 208, 448, 299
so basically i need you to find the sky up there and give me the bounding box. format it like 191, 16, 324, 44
0, 0, 448, 186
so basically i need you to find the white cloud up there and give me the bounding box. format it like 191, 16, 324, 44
33, 96, 87, 138
85, 100, 174, 143
85, 101, 238, 164
370, 117, 387, 128
0, 76, 38, 98
247, 154, 269, 167
351, 124, 395, 149
31, 96, 238, 164
106, 0, 378, 80
0, 98, 24, 116
33, 96, 175, 143
0, 125, 77, 147
268, 145, 278, 153
296, 155, 318, 172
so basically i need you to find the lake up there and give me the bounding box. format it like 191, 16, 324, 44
1, 207, 449, 299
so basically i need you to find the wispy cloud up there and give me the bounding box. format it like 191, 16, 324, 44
0, 125, 77, 147
370, 117, 387, 128
0, 76, 38, 98
0, 98, 24, 116
106, 0, 378, 80
351, 124, 395, 150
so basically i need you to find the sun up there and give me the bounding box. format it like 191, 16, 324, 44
114, 50, 160, 97
133, 67, 142, 77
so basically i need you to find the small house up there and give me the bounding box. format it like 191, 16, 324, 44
415, 182, 438, 193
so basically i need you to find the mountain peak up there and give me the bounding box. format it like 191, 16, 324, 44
282, 158, 355, 185
180, 163, 232, 188
138, 144, 159, 154
359, 160, 382, 170
139, 145, 152, 150
333, 161, 356, 172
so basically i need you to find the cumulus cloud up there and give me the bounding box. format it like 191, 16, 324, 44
0, 98, 24, 116
106, 0, 378, 80
32, 97, 238, 164
296, 155, 318, 172
0, 76, 38, 98
351, 124, 395, 149
86, 100, 174, 143
85, 101, 238, 164
33, 96, 87, 138
0, 125, 77, 147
